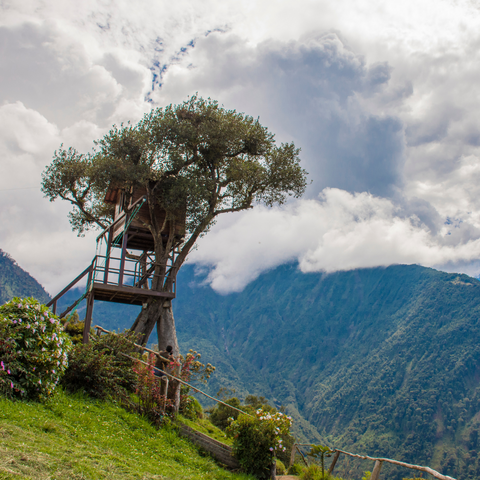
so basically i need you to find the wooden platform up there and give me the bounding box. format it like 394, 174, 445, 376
91, 282, 175, 305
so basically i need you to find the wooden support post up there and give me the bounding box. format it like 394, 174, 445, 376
52, 299, 57, 315
289, 444, 297, 467
104, 227, 112, 284
82, 293, 94, 344
371, 460, 382, 480
118, 231, 128, 286
329, 451, 341, 474
161, 376, 169, 409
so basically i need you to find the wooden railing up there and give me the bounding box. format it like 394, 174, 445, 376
291, 444, 456, 480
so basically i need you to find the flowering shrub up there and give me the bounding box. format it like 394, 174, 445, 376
133, 353, 174, 426
0, 297, 72, 400
178, 349, 214, 419
227, 408, 293, 479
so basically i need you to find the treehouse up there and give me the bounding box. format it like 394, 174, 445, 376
104, 186, 185, 251
47, 185, 186, 343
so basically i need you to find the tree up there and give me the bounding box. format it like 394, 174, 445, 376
42, 95, 307, 404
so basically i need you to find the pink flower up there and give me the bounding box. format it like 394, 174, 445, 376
17, 304, 22, 308
10, 382, 13, 388
7, 370, 10, 375
49, 318, 55, 324
0, 361, 4, 370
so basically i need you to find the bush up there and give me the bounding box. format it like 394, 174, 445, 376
276, 459, 286, 475
227, 408, 293, 480
0, 297, 73, 400
209, 396, 243, 430
300, 464, 323, 480
61, 311, 84, 344
288, 463, 304, 475
180, 394, 203, 420
132, 353, 174, 426
61, 330, 138, 401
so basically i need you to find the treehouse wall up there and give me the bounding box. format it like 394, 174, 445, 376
106, 186, 185, 251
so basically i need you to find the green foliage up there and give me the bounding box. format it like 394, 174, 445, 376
0, 250, 50, 305
61, 310, 84, 344
209, 396, 243, 430
299, 465, 346, 480
308, 445, 334, 479
132, 353, 173, 426
288, 463, 304, 475
0, 297, 72, 400
181, 395, 204, 420
226, 408, 293, 480
275, 459, 286, 475
174, 263, 480, 479
61, 330, 138, 401
361, 472, 371, 480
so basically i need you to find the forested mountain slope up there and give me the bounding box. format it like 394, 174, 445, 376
0, 249, 50, 304
4, 256, 479, 479
173, 263, 480, 480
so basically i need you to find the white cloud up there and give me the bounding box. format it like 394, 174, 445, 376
1, 0, 480, 296
190, 189, 480, 293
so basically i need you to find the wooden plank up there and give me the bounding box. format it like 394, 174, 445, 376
82, 293, 94, 344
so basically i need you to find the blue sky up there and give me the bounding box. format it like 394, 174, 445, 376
1, 0, 480, 294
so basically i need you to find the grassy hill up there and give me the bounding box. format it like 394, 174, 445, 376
0, 389, 253, 480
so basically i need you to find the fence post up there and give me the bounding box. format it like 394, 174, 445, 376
329, 451, 341, 474
289, 444, 297, 467
371, 460, 383, 480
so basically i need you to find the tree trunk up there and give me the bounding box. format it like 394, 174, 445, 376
130, 298, 162, 345
157, 302, 181, 412
130, 299, 181, 412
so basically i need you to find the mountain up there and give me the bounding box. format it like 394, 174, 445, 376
0, 249, 50, 304
171, 263, 480, 480
5, 255, 479, 479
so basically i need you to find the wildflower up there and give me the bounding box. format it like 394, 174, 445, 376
49, 318, 55, 324
26, 324, 30, 329
0, 361, 3, 370
269, 447, 274, 451
17, 304, 22, 308
7, 370, 10, 375
10, 382, 13, 388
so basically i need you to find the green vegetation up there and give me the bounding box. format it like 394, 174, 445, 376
0, 297, 72, 400
0, 389, 254, 480
0, 250, 50, 305
172, 263, 480, 479
226, 408, 293, 479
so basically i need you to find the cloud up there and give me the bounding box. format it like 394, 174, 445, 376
156, 32, 406, 198
190, 189, 480, 294
1, 0, 480, 296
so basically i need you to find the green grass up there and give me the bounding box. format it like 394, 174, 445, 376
0, 390, 254, 480
177, 415, 233, 446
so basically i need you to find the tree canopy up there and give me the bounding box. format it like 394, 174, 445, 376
42, 95, 307, 276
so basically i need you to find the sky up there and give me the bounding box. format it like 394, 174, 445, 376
1, 0, 480, 295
